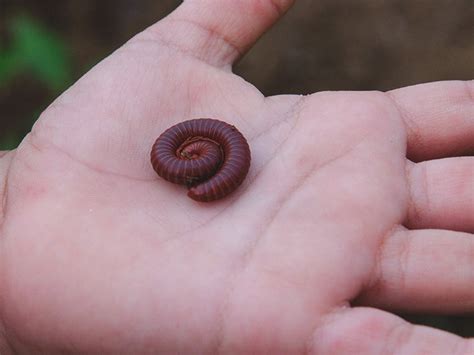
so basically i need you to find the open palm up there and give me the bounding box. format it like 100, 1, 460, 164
0, 1, 472, 354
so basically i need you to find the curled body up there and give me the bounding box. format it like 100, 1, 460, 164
151, 119, 251, 202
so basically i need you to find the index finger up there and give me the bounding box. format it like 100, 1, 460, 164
149, 0, 296, 68
387, 80, 474, 161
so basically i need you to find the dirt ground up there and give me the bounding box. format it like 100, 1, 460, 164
1, 0, 473, 337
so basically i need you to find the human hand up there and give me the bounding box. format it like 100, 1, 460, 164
0, 1, 472, 353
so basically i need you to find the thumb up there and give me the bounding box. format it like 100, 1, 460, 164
149, 0, 296, 68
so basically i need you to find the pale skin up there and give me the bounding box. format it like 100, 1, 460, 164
0, 0, 473, 353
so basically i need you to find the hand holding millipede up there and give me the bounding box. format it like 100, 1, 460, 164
0, 1, 472, 354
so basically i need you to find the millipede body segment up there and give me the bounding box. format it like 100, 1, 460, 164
150, 119, 251, 202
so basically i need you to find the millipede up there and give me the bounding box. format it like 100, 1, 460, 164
150, 118, 251, 202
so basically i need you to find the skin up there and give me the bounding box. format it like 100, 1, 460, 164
0, 0, 472, 353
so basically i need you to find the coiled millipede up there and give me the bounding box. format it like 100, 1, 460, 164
150, 119, 251, 202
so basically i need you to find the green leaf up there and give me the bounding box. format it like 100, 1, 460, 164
10, 15, 73, 91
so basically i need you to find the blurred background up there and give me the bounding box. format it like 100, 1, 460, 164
1, 0, 473, 336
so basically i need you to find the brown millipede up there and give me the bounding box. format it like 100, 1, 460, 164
150, 118, 251, 202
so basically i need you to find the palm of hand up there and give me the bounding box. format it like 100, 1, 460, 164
0, 4, 472, 354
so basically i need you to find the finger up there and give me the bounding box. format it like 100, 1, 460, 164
148, 0, 296, 67
311, 307, 473, 355
387, 80, 474, 161
355, 228, 474, 314
406, 157, 473, 232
